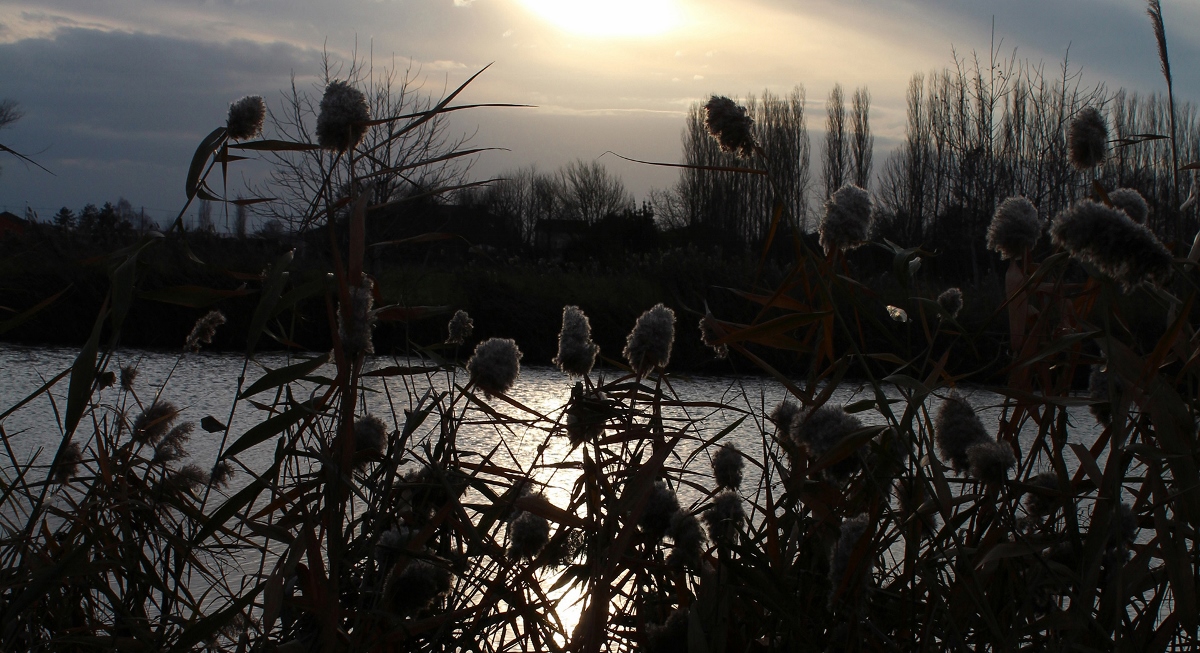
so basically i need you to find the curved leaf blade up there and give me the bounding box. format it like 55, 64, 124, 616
185, 127, 227, 200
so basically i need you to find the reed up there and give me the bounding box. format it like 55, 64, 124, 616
3, 15, 1200, 653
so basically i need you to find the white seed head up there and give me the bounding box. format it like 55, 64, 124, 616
226, 95, 265, 141
820, 184, 873, 254
467, 337, 522, 397
987, 196, 1041, 260
554, 305, 599, 377
623, 303, 676, 377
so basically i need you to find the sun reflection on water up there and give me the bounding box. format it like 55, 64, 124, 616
0, 345, 1109, 645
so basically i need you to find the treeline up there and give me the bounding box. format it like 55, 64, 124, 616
657, 84, 873, 251
463, 85, 869, 258
455, 159, 636, 249
41, 199, 284, 246
42, 200, 144, 247
875, 54, 1199, 280
467, 56, 1200, 283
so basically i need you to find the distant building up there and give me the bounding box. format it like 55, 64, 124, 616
0, 211, 26, 239
534, 219, 587, 260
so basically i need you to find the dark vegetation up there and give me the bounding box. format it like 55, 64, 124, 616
4, 10, 1200, 650
5, 45, 1198, 382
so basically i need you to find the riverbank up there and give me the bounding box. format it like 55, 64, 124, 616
2, 223, 1165, 385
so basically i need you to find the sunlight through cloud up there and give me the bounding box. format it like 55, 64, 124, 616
517, 0, 680, 37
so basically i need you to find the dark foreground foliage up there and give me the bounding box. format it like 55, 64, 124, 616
4, 14, 1200, 652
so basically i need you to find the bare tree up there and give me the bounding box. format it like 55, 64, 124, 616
823, 84, 849, 199
0, 100, 19, 130
133, 208, 154, 233
256, 51, 474, 230
678, 87, 811, 248
473, 165, 565, 247
558, 159, 633, 225
874, 49, 1137, 273
851, 87, 874, 190
235, 201, 249, 239
1, 99, 23, 176
648, 187, 688, 230
197, 200, 215, 233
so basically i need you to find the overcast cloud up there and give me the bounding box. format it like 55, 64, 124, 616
1, 0, 1197, 225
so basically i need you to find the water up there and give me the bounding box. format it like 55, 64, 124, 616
0, 343, 1113, 642
0, 343, 1104, 496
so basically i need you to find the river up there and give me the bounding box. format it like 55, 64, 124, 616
0, 342, 1111, 642
0, 343, 1103, 507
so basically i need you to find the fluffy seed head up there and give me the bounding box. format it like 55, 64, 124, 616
186, 310, 227, 352
770, 401, 803, 439
467, 337, 522, 397
666, 510, 704, 568
987, 196, 1041, 260
797, 405, 864, 481
934, 392, 988, 472
623, 303, 676, 377
133, 401, 180, 444
401, 465, 467, 514
937, 287, 963, 318
820, 184, 873, 255
704, 95, 757, 158
565, 383, 606, 445
554, 305, 599, 377
445, 309, 474, 345
54, 442, 82, 484
354, 414, 388, 455
226, 95, 265, 141
213, 614, 248, 647
338, 278, 376, 356
153, 422, 194, 464
966, 440, 1016, 484
374, 527, 412, 567
702, 490, 744, 545
383, 560, 452, 615
699, 316, 729, 359
1024, 472, 1060, 517
509, 505, 551, 560
210, 460, 236, 489
1050, 199, 1173, 289
316, 80, 370, 153
770, 401, 802, 428
863, 428, 904, 479
165, 464, 208, 494
638, 481, 680, 542
829, 514, 871, 603
712, 444, 744, 490
1068, 106, 1108, 170
120, 365, 138, 391
1109, 188, 1149, 224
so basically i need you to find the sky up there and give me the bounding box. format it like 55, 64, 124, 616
1, 0, 1199, 228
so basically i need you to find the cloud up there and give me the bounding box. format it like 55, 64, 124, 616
0, 9, 126, 43
3, 0, 1199, 216
0, 26, 320, 214
425, 59, 468, 70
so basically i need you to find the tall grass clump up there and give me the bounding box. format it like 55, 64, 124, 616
4, 13, 1200, 653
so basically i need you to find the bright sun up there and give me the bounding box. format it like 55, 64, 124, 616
517, 0, 680, 37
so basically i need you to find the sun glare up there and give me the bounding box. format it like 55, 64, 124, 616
517, 0, 680, 37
